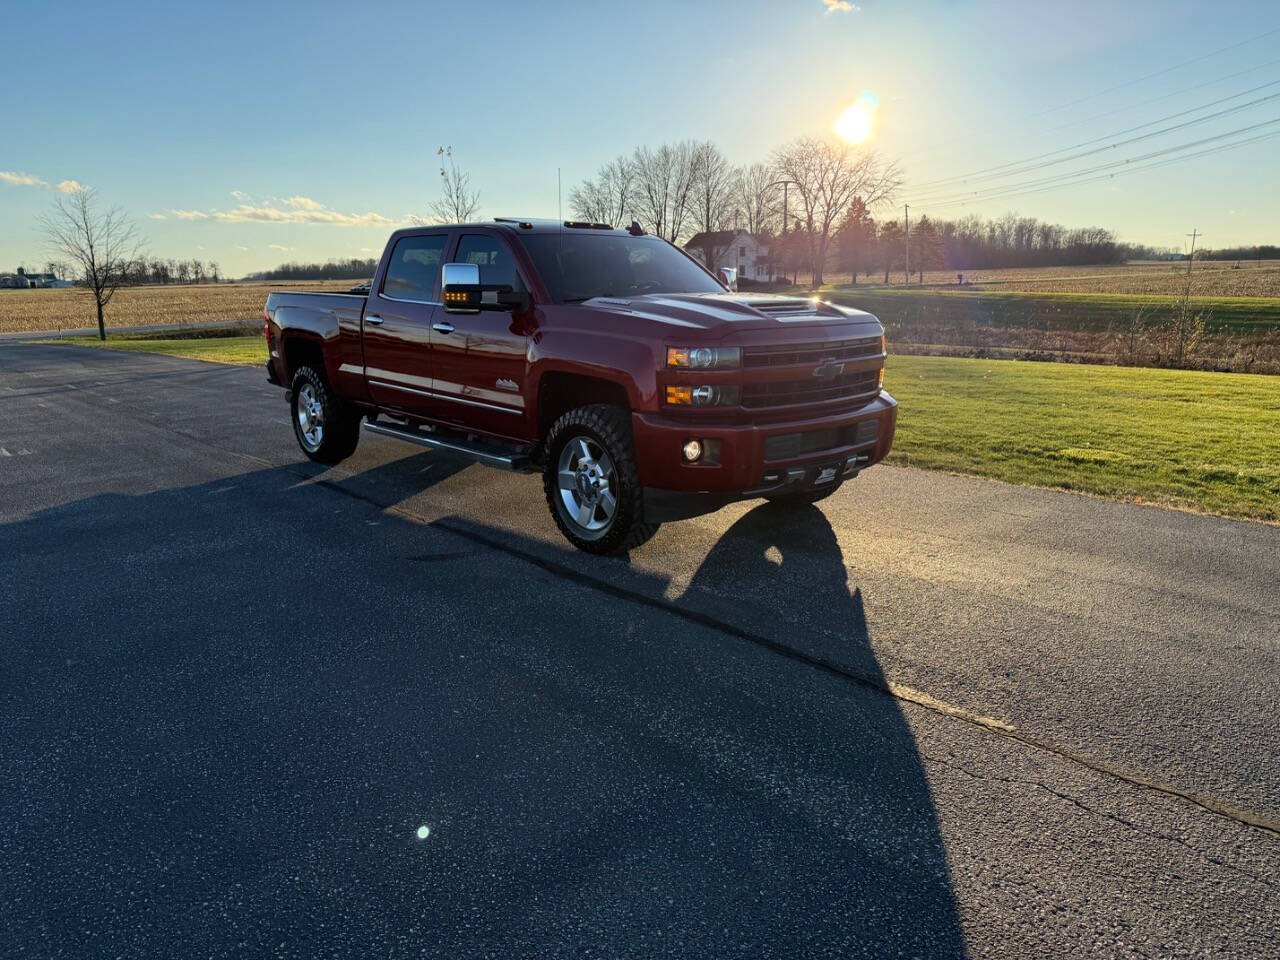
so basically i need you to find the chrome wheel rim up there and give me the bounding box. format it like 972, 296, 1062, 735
556, 435, 617, 534
296, 382, 324, 451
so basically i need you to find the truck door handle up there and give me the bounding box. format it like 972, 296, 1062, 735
366, 315, 384, 325
432, 321, 455, 334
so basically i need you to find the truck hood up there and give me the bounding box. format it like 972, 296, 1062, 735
581, 291, 880, 334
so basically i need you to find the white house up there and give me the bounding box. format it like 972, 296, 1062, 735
684, 230, 771, 281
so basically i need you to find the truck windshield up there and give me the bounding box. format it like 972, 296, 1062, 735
518, 233, 725, 303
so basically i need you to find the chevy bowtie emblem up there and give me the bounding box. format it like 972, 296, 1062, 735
812, 358, 845, 379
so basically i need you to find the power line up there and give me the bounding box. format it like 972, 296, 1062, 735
908, 79, 1280, 191
914, 128, 1280, 211
1020, 25, 1280, 120
1039, 56, 1280, 137
897, 26, 1280, 165
908, 116, 1280, 206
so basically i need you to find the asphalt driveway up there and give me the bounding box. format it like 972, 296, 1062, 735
2, 344, 1276, 958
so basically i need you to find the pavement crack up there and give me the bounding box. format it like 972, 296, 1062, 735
415, 514, 1280, 843
921, 751, 1278, 890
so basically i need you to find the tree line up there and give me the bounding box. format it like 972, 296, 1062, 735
569, 137, 902, 286
118, 257, 223, 285
831, 211, 1134, 284
244, 257, 380, 282
565, 139, 1210, 284
1195, 245, 1280, 262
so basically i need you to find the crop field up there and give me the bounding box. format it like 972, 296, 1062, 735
823, 260, 1280, 296
826, 288, 1280, 334
825, 288, 1280, 374
0, 281, 341, 335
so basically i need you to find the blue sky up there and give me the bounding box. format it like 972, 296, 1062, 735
3, 0, 1277, 276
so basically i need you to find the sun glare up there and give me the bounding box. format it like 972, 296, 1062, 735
834, 93, 878, 144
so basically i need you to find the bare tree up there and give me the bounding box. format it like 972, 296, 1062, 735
40, 188, 144, 340
569, 155, 634, 227
733, 162, 781, 238
688, 142, 737, 270
631, 141, 698, 243
771, 137, 901, 287
428, 146, 480, 223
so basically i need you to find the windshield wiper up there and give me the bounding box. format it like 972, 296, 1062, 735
562, 293, 625, 303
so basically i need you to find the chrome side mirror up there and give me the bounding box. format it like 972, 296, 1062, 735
442, 262, 481, 313
717, 266, 738, 292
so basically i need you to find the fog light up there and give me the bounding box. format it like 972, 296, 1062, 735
682, 439, 703, 462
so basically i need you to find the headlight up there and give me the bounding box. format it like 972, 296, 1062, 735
667, 346, 741, 369
666, 385, 741, 407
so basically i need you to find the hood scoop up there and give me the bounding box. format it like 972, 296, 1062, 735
748, 298, 843, 321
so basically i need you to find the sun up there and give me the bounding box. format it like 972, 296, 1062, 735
834, 102, 875, 144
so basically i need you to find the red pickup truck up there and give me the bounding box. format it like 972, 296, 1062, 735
264, 219, 896, 553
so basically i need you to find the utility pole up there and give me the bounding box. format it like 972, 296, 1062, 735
903, 204, 910, 285
1185, 228, 1199, 282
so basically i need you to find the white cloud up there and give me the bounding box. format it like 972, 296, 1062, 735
161, 195, 400, 227
268, 244, 291, 251
1, 170, 46, 187
822, 0, 859, 11
148, 213, 168, 220
212, 201, 397, 226
1, 171, 89, 192
230, 190, 250, 201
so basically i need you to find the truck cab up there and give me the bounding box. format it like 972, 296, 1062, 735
265, 219, 896, 554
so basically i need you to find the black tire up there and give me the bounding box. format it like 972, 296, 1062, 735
765, 481, 844, 506
290, 365, 360, 465
542, 404, 659, 555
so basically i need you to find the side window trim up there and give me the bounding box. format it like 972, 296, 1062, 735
379, 232, 450, 305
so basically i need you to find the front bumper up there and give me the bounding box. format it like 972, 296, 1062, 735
632, 392, 897, 520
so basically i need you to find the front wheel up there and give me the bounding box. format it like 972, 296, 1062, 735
291, 366, 360, 465
542, 404, 659, 555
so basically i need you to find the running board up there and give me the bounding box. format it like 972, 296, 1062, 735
363, 420, 533, 472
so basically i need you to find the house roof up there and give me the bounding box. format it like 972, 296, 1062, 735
685, 229, 762, 249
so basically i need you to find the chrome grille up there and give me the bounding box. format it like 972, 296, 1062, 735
741, 370, 880, 409
742, 336, 882, 368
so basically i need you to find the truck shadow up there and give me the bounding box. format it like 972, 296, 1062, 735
676, 502, 966, 955
2, 458, 965, 958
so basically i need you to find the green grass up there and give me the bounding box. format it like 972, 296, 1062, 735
884, 354, 1280, 522
41, 333, 267, 366
826, 288, 1280, 334
42, 333, 1279, 522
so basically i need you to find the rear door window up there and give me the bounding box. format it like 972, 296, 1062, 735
381, 234, 448, 302
455, 234, 525, 292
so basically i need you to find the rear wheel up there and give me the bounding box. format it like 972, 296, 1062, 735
291, 365, 359, 465
543, 404, 659, 555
